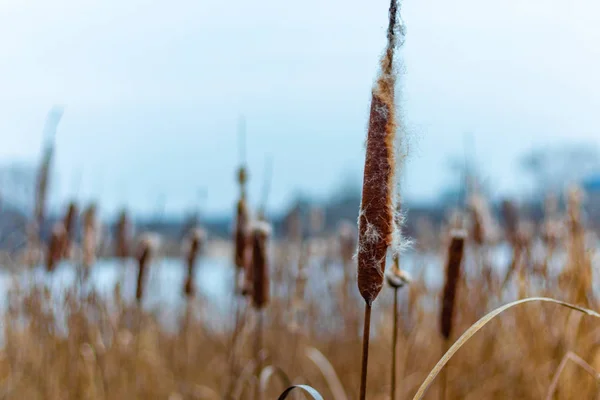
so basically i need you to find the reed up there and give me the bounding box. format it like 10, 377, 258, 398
46, 223, 67, 272
82, 204, 97, 269
183, 228, 206, 297
62, 201, 78, 257
386, 254, 410, 400
439, 229, 466, 400
357, 0, 401, 397
116, 209, 132, 259
250, 222, 271, 400
135, 235, 155, 303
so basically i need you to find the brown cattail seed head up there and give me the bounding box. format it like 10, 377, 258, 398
440, 230, 466, 340
234, 199, 249, 269
184, 228, 206, 297
357, 0, 400, 305
251, 222, 271, 309
82, 204, 97, 267
116, 209, 132, 259
136, 235, 156, 302
61, 201, 78, 258
47, 223, 67, 272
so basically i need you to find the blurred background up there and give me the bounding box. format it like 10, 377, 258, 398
1, 0, 598, 227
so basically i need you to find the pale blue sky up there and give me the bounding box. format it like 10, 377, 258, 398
0, 0, 599, 217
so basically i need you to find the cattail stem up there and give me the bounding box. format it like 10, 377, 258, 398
254, 309, 263, 400
359, 303, 372, 400
391, 286, 399, 400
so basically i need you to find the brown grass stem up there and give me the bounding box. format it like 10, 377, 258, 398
391, 286, 399, 400
359, 303, 372, 400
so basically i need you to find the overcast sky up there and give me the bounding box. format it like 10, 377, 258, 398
0, 0, 599, 217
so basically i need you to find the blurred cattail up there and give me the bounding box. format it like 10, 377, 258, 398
234, 199, 249, 270
250, 222, 271, 309
501, 200, 519, 245
440, 230, 466, 340
135, 235, 155, 303
116, 209, 131, 259
309, 207, 325, 236
468, 194, 491, 246
285, 205, 303, 243
338, 220, 356, 266
34, 108, 63, 238
63, 201, 78, 244
183, 228, 206, 297
47, 223, 67, 272
82, 204, 97, 268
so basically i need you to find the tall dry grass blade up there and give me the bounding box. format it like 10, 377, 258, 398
277, 385, 325, 400
305, 347, 347, 400
545, 351, 600, 400
259, 365, 292, 400
412, 298, 600, 400
34, 106, 64, 240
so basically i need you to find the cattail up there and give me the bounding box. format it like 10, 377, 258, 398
62, 201, 78, 258
468, 196, 485, 246
183, 228, 206, 297
250, 222, 271, 309
357, 0, 401, 306
358, 0, 402, 398
116, 209, 131, 259
234, 199, 249, 270
135, 235, 155, 303
82, 204, 97, 268
501, 200, 519, 245
47, 223, 66, 272
338, 220, 356, 265
440, 230, 466, 340
285, 205, 303, 243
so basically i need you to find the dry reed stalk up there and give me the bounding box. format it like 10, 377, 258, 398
234, 199, 250, 294
357, 0, 401, 398
337, 220, 356, 324
135, 235, 155, 303
82, 204, 97, 268
249, 222, 271, 400
62, 201, 78, 257
47, 223, 67, 272
251, 223, 271, 310
386, 254, 410, 400
439, 229, 466, 400
183, 228, 206, 297
116, 210, 131, 259
501, 200, 519, 246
